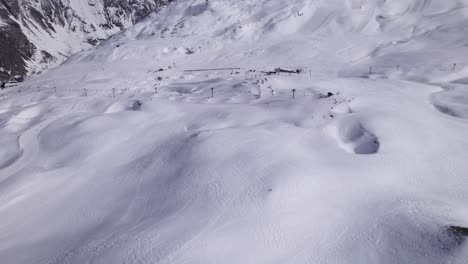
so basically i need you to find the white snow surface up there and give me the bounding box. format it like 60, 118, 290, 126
9, 0, 142, 75
2, 0, 468, 263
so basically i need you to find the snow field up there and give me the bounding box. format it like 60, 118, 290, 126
1, 0, 468, 263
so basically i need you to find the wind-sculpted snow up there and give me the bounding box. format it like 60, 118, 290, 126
330, 116, 380, 154
1, 76, 468, 263
1, 0, 468, 263
431, 85, 468, 119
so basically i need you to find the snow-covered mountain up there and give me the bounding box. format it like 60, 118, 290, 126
1, 0, 468, 263
27, 0, 468, 87
0, 0, 170, 78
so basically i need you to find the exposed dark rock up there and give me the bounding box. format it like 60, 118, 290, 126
438, 225, 468, 251
448, 226, 468, 239
132, 100, 143, 110
0, 70, 9, 88
0, 0, 171, 81
319, 92, 335, 99
39, 50, 54, 64
0, 6, 35, 78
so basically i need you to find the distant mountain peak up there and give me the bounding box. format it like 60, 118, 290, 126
0, 0, 170, 79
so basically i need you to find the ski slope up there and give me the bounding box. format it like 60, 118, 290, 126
1, 0, 468, 263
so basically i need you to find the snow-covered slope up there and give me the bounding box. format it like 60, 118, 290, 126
1, 0, 468, 263
33, 0, 468, 86
0, 0, 168, 78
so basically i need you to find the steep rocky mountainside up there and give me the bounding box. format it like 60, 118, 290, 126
0, 0, 170, 81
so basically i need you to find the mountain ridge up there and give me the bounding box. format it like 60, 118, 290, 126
0, 0, 170, 82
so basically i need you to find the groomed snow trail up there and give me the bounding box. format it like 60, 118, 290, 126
1, 0, 468, 263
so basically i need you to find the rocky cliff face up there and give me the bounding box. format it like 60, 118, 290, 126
0, 0, 169, 81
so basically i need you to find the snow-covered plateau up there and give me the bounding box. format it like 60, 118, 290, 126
1, 0, 468, 263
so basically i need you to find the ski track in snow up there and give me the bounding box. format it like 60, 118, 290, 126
1, 0, 468, 263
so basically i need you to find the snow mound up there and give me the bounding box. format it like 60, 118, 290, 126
331, 116, 380, 154
0, 133, 21, 169
431, 87, 468, 119
5, 105, 42, 132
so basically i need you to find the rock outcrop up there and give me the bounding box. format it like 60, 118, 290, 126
0, 0, 170, 79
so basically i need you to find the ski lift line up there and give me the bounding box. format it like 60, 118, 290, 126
2, 62, 466, 101
183, 68, 241, 72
